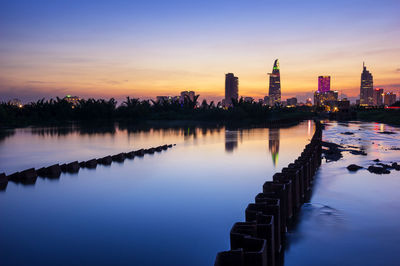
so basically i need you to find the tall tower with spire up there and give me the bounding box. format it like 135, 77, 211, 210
268, 59, 281, 106
360, 62, 373, 106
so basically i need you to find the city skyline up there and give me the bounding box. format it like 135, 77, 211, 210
1, 0, 400, 103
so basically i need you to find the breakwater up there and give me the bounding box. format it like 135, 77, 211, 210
214, 121, 322, 266
0, 144, 175, 191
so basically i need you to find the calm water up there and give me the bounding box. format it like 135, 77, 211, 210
0, 121, 314, 266
284, 121, 400, 266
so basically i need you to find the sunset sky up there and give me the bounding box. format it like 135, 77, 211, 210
1, 0, 399, 103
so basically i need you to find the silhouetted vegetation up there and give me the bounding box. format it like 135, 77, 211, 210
356, 109, 400, 125
0, 96, 315, 127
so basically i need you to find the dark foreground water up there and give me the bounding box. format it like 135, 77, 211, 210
0, 121, 314, 266
284, 121, 400, 266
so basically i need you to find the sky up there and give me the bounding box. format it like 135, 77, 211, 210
0, 0, 399, 103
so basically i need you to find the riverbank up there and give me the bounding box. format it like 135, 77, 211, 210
355, 109, 400, 126
0, 107, 315, 129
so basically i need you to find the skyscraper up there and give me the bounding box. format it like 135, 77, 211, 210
268, 59, 281, 106
318, 76, 331, 92
225, 73, 238, 106
372, 88, 383, 106
384, 92, 396, 106
360, 63, 373, 106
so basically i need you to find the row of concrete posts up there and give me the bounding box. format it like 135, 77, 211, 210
214, 121, 323, 266
0, 144, 175, 191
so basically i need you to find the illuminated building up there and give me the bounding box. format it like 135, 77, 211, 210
268, 128, 280, 166
372, 88, 384, 106
9, 98, 23, 108
384, 92, 397, 106
318, 76, 331, 92
306, 98, 312, 106
268, 59, 281, 106
286, 97, 297, 107
314, 91, 338, 106
360, 63, 373, 106
180, 91, 195, 103
324, 99, 350, 112
225, 73, 238, 106
64, 95, 80, 106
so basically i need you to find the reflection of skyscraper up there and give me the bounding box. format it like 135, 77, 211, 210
268, 128, 280, 166
360, 62, 373, 106
225, 73, 239, 106
225, 129, 238, 153
268, 59, 281, 106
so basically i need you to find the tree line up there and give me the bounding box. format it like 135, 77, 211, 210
0, 95, 314, 127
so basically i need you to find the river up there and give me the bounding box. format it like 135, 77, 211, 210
0, 121, 313, 266
1, 120, 398, 265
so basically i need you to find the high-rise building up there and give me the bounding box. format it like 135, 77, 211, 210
360, 63, 373, 106
314, 91, 338, 106
225, 73, 238, 106
286, 97, 297, 106
318, 76, 331, 92
268, 59, 281, 106
372, 88, 384, 106
384, 92, 396, 106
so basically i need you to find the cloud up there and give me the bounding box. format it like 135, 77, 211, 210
395, 68, 400, 73
98, 79, 130, 85
26, 80, 55, 84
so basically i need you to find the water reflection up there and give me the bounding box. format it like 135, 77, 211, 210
284, 121, 400, 266
269, 128, 280, 166
0, 123, 304, 176
0, 121, 315, 266
225, 129, 239, 153
0, 129, 15, 142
